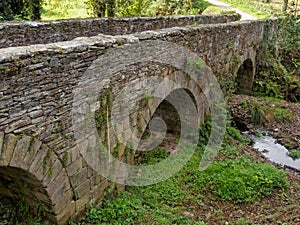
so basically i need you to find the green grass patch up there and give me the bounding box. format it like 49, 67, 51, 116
41, 0, 89, 20
287, 149, 300, 160
190, 156, 289, 203
219, 0, 285, 18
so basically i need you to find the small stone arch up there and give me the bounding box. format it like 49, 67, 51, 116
236, 58, 254, 95
0, 133, 73, 224
152, 88, 198, 134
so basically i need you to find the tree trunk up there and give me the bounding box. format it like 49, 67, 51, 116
107, 0, 115, 17
30, 0, 41, 20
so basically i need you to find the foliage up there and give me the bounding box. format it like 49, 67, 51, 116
82, 192, 145, 224
226, 126, 250, 143
219, 0, 299, 18
0, 0, 24, 20
42, 0, 89, 20
191, 157, 289, 203
136, 148, 169, 165
40, 0, 212, 20
254, 15, 300, 102
0, 0, 42, 21
273, 107, 292, 123
249, 100, 266, 125
84, 0, 212, 17
0, 197, 49, 225
241, 99, 293, 125
287, 149, 300, 159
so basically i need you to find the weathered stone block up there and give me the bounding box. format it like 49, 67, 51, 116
47, 170, 71, 204
4, 116, 31, 133
0, 131, 4, 152
42, 158, 64, 187
0, 133, 17, 166
10, 135, 31, 167
22, 137, 42, 170
70, 167, 87, 188
52, 188, 73, 215
66, 158, 83, 177
74, 179, 90, 200
29, 144, 49, 175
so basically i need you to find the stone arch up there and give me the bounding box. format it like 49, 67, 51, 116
152, 88, 198, 134
136, 83, 206, 157
0, 133, 73, 224
236, 58, 254, 95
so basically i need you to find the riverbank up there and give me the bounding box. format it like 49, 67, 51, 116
228, 94, 300, 154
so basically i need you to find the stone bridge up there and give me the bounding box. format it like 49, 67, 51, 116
0, 15, 277, 224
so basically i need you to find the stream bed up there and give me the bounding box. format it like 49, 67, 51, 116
244, 132, 300, 172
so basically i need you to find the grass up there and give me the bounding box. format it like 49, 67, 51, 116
288, 149, 300, 160
202, 6, 237, 15
219, 0, 300, 18
218, 0, 288, 18
41, 0, 90, 20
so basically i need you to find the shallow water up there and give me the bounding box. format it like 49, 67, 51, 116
245, 132, 300, 170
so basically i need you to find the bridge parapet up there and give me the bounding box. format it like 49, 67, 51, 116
0, 14, 240, 48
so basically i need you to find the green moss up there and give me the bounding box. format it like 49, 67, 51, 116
43, 148, 52, 174
139, 94, 154, 109
187, 57, 206, 70
61, 151, 68, 168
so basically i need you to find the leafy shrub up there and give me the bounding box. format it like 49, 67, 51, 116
0, 0, 23, 20
226, 126, 250, 143
192, 157, 289, 203
249, 100, 266, 125
137, 148, 169, 165
0, 0, 41, 21
255, 15, 300, 102
82, 192, 145, 224
273, 107, 292, 123
85, 0, 211, 17
288, 149, 300, 160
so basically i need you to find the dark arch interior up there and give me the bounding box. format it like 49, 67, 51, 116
152, 88, 198, 133
236, 58, 254, 95
137, 88, 198, 156
0, 166, 52, 222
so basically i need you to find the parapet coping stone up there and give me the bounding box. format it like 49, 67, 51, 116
0, 18, 276, 63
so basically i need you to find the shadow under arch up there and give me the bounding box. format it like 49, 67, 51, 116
136, 87, 200, 156
152, 88, 198, 134
0, 165, 52, 221
236, 58, 254, 95
0, 134, 73, 224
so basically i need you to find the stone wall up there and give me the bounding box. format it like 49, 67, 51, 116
0, 14, 240, 48
0, 17, 278, 224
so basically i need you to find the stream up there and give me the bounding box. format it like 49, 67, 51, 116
244, 132, 300, 173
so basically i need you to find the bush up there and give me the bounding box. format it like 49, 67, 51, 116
255, 15, 300, 102
193, 157, 289, 203
0, 0, 41, 21
0, 0, 23, 20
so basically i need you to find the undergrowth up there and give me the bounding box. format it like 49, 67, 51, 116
254, 15, 300, 102
70, 120, 289, 225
